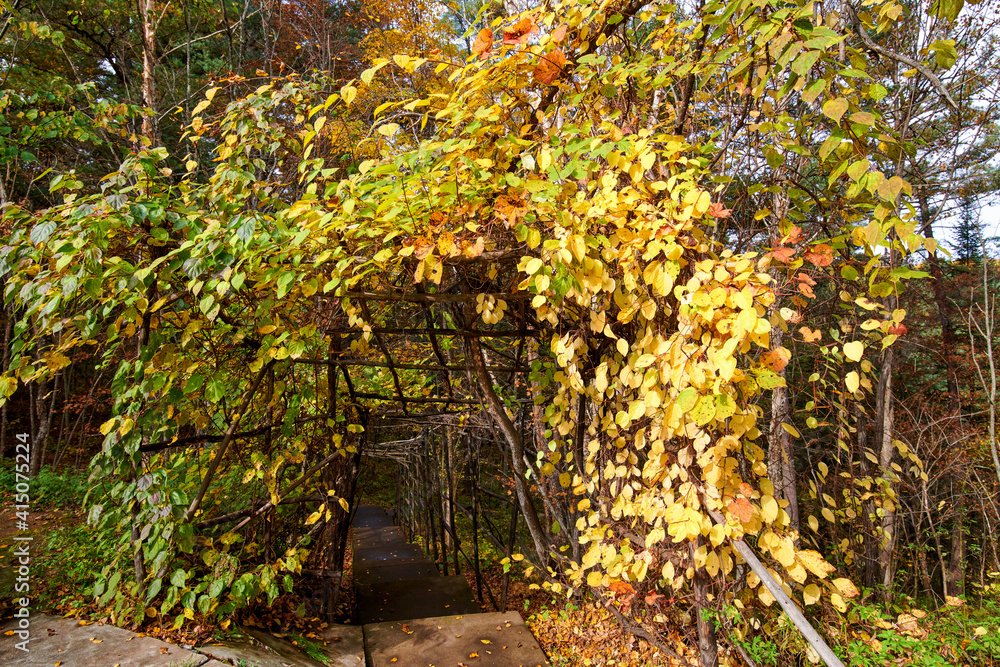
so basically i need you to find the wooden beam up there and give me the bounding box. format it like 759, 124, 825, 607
343, 291, 532, 304
353, 392, 481, 405
325, 326, 543, 338
291, 357, 530, 373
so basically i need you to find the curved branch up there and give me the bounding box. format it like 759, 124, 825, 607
846, 4, 957, 109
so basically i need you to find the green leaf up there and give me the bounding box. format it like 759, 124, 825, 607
801, 79, 826, 105
930, 0, 964, 22
170, 569, 187, 588
930, 39, 958, 69
675, 387, 699, 412
30, 220, 57, 244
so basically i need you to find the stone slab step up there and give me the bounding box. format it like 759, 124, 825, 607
353, 557, 439, 587
363, 611, 548, 667
0, 613, 226, 667
356, 575, 480, 624
198, 626, 365, 667
353, 543, 424, 565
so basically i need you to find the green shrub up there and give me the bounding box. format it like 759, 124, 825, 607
0, 461, 89, 507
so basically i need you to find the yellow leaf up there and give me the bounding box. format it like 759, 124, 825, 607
803, 584, 821, 605
341, 85, 357, 105
833, 577, 859, 598
844, 341, 864, 362
808, 515, 819, 532
771, 537, 796, 568
830, 592, 847, 612
845, 370, 860, 394
587, 571, 603, 587
797, 550, 836, 579
821, 507, 836, 522
339, 497, 350, 512
305, 511, 323, 526
760, 495, 779, 523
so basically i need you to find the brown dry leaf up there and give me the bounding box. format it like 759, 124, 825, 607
503, 17, 538, 45
534, 49, 566, 84
471, 29, 493, 58
804, 243, 834, 267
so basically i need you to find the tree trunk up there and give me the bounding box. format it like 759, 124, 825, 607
140, 0, 159, 144
875, 344, 897, 597
465, 334, 549, 566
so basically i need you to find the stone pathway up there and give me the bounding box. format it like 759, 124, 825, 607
0, 614, 365, 667
353, 505, 549, 667
1, 505, 548, 666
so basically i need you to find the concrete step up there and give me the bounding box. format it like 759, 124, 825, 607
355, 575, 481, 624
353, 542, 424, 566
351, 526, 407, 549
353, 557, 439, 587
0, 613, 228, 667
363, 611, 548, 667
353, 506, 394, 530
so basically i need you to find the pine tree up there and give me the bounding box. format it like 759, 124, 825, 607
955, 194, 983, 263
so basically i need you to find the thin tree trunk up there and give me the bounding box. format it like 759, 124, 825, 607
875, 343, 897, 596
140, 0, 158, 144
1, 303, 13, 458
691, 538, 719, 667
465, 334, 549, 566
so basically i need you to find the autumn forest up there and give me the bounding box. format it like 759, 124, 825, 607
2, 0, 1000, 665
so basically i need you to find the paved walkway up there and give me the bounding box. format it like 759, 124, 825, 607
0, 506, 548, 666
353, 505, 549, 667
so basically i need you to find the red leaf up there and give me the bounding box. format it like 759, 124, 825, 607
888, 323, 907, 335
644, 592, 665, 605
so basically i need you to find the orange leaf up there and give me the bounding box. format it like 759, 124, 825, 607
728, 497, 754, 523
799, 326, 821, 342
761, 347, 791, 372
608, 580, 635, 596
503, 17, 538, 45
781, 226, 803, 244
888, 323, 907, 335
767, 247, 796, 263
533, 49, 566, 84
471, 29, 493, 58
804, 243, 834, 267
551, 24, 568, 43
707, 202, 732, 218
